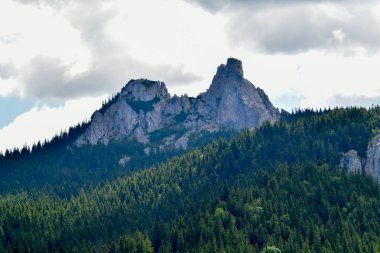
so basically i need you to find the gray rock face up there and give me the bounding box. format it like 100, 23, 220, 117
76, 58, 280, 149
198, 58, 279, 130
340, 150, 362, 174
121, 79, 170, 102
118, 155, 131, 167
364, 134, 380, 182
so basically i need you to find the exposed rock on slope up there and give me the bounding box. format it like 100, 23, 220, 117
197, 58, 278, 130
364, 134, 380, 182
76, 80, 171, 145
76, 58, 280, 148
339, 135, 380, 182
339, 150, 362, 174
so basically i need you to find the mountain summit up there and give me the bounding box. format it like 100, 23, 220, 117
76, 58, 280, 149
200, 58, 278, 129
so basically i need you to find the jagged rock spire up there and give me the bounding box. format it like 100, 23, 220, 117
213, 58, 243, 81
76, 58, 280, 148
201, 58, 279, 129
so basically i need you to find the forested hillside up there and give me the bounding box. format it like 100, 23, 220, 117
1, 107, 380, 252
0, 126, 233, 196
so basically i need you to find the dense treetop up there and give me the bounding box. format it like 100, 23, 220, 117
0, 107, 380, 252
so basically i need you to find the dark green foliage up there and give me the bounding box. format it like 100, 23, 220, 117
262, 246, 281, 253
0, 107, 380, 252
186, 130, 236, 148
124, 79, 158, 88
127, 97, 161, 113
119, 231, 154, 253
98, 94, 119, 115
149, 125, 187, 144
139, 79, 158, 88
0, 125, 233, 196
173, 112, 189, 123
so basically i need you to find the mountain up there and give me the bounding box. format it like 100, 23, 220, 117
0, 58, 279, 195
1, 58, 380, 252
1, 107, 380, 252
76, 58, 280, 150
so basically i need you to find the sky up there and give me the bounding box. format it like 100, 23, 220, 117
1, 0, 380, 152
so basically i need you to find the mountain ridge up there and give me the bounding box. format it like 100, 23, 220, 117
76, 58, 280, 149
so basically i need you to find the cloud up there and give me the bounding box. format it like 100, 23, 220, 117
329, 94, 380, 107
14, 0, 201, 101
156, 64, 202, 85
20, 55, 201, 101
14, 0, 60, 5
12, 0, 82, 9
0, 62, 17, 79
0, 95, 105, 152
0, 33, 22, 44
184, 0, 375, 12
185, 0, 286, 12
228, 4, 380, 54
184, 0, 380, 54
272, 92, 305, 111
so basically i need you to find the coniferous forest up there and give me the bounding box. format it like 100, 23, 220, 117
1, 107, 380, 252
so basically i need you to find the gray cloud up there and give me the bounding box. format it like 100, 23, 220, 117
185, 0, 374, 12
227, 5, 380, 54
329, 94, 380, 107
14, 0, 201, 101
13, 0, 61, 3
12, 0, 84, 9
0, 63, 17, 79
0, 33, 22, 44
184, 0, 380, 54
186, 0, 285, 12
272, 92, 305, 111
21, 55, 201, 101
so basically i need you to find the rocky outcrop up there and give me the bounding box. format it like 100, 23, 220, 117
196, 58, 279, 130
76, 58, 280, 149
364, 134, 380, 182
340, 134, 380, 182
118, 155, 131, 167
76, 80, 168, 145
339, 150, 362, 174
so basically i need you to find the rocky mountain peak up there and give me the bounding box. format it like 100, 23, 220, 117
121, 79, 170, 102
76, 58, 280, 149
211, 58, 243, 87
216, 58, 243, 78
200, 58, 279, 129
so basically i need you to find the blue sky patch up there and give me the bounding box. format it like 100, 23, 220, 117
272, 93, 305, 112
0, 97, 34, 128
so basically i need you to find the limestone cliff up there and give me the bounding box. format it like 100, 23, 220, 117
364, 134, 380, 182
76, 58, 280, 149
338, 135, 380, 182
339, 150, 363, 174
